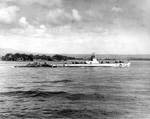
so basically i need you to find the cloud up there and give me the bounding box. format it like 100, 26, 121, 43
19, 17, 29, 27
112, 6, 123, 12
16, 16, 47, 36
0, 0, 62, 7
47, 8, 70, 24
72, 9, 81, 21
0, 0, 150, 54
47, 8, 82, 25
2, 27, 150, 54
127, 0, 150, 29
0, 3, 19, 24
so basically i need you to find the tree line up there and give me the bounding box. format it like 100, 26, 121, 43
1, 53, 79, 61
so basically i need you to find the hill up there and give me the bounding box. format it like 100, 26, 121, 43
0, 48, 20, 57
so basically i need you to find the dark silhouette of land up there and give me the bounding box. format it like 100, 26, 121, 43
1, 53, 150, 61
1, 53, 82, 61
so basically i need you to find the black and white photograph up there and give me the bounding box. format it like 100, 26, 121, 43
0, 0, 150, 119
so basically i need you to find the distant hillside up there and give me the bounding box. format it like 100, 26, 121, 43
0, 48, 54, 57
0, 49, 150, 61
0, 48, 21, 57
1, 53, 78, 61
0, 48, 44, 58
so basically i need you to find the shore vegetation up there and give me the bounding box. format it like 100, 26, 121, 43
1, 53, 77, 61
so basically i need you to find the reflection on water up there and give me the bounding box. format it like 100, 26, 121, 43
0, 61, 150, 119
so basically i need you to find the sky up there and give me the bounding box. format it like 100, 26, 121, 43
0, 0, 150, 54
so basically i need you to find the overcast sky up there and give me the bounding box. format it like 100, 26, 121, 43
0, 0, 150, 54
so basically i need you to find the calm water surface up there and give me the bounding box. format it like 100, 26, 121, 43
0, 61, 150, 119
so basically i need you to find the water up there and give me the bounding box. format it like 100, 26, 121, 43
0, 61, 150, 119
